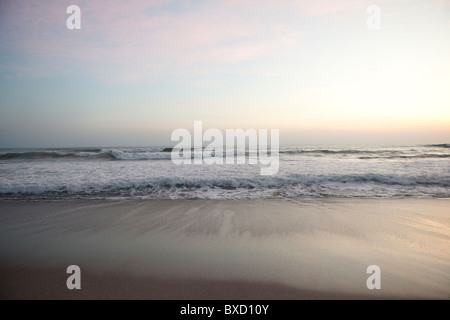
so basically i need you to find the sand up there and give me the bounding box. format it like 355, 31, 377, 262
0, 199, 449, 299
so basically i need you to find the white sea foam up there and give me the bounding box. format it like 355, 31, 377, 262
0, 145, 449, 199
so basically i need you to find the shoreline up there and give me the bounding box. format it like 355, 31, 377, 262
1, 198, 449, 299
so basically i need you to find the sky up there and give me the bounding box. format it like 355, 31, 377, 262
0, 0, 449, 148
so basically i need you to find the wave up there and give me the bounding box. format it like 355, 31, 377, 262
1, 145, 449, 161
425, 144, 450, 148
0, 148, 170, 161
359, 154, 450, 160
101, 149, 172, 160
0, 151, 115, 160
0, 151, 75, 160
1, 173, 449, 200
280, 147, 449, 159
0, 148, 263, 161
281, 149, 379, 154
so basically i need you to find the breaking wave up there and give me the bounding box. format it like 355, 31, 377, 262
1, 173, 449, 200
1, 145, 449, 161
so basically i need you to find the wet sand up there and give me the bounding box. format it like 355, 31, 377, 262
0, 199, 449, 299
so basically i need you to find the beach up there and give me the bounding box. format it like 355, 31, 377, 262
2, 0, 450, 304
1, 199, 448, 299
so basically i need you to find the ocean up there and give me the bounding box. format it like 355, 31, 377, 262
0, 144, 449, 200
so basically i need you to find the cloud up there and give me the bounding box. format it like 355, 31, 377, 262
0, 0, 308, 82
1, 0, 444, 82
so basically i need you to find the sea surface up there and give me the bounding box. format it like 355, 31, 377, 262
0, 144, 449, 199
